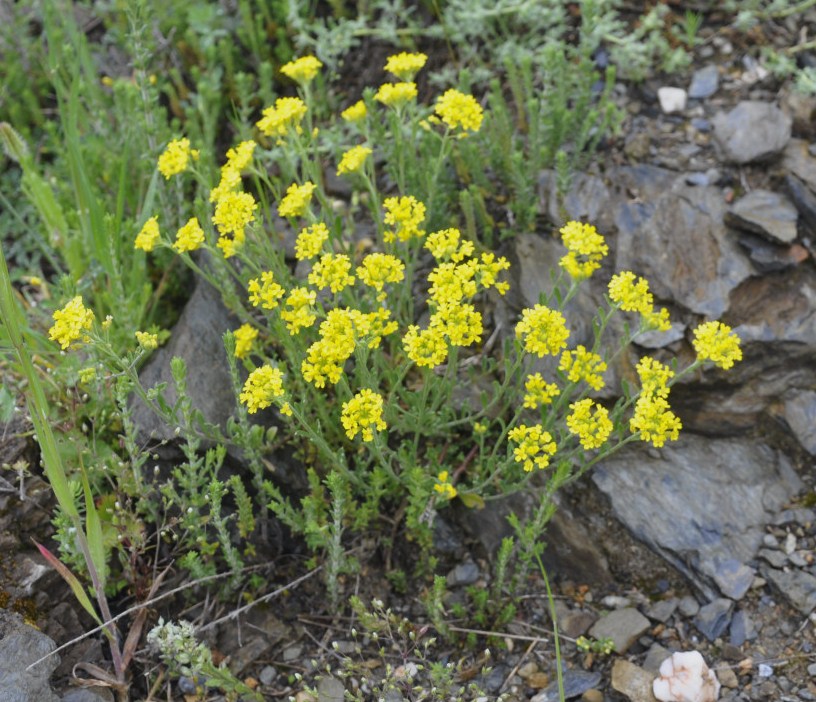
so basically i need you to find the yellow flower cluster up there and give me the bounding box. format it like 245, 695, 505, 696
157, 137, 199, 179
135, 216, 160, 252
558, 221, 608, 281
233, 323, 258, 359
295, 222, 329, 261
516, 304, 570, 357
256, 97, 307, 137
341, 100, 367, 123
508, 424, 557, 471
356, 253, 404, 295
692, 321, 742, 370
341, 388, 387, 441
281, 287, 317, 335
212, 191, 257, 236
248, 271, 285, 309
434, 470, 457, 500
301, 308, 363, 388
240, 365, 290, 415
384, 52, 428, 81
608, 271, 671, 332
308, 253, 356, 294
475, 253, 511, 294
425, 228, 474, 262
559, 345, 607, 391
383, 195, 426, 242
523, 373, 560, 409
428, 261, 478, 304
630, 356, 681, 447
337, 145, 372, 176
431, 303, 483, 347
280, 55, 323, 84
279, 181, 316, 219
403, 325, 448, 368
49, 296, 95, 350
566, 399, 612, 450
375, 82, 418, 108
135, 331, 158, 350
210, 140, 256, 203
173, 217, 205, 253
433, 89, 484, 134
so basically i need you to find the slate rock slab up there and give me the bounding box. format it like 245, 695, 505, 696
588, 608, 650, 653
0, 610, 60, 702
694, 597, 734, 641
783, 390, 816, 455
610, 659, 657, 702
688, 64, 720, 99
725, 189, 798, 244
762, 567, 816, 615
531, 670, 602, 701
713, 101, 792, 163
592, 434, 802, 602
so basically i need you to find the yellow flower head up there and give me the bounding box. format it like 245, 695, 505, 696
425, 228, 474, 262
508, 424, 557, 472
225, 140, 256, 171
523, 373, 560, 409
608, 271, 653, 315
374, 82, 418, 108
248, 271, 285, 309
295, 222, 329, 261
515, 305, 570, 357
135, 330, 158, 350
383, 195, 426, 242
430, 303, 483, 347
281, 286, 318, 335
256, 97, 307, 137
362, 308, 399, 348
49, 296, 95, 350
384, 52, 428, 80
135, 216, 160, 252
308, 253, 356, 293
217, 230, 245, 259
403, 325, 448, 368
280, 55, 323, 85
173, 217, 205, 253
356, 253, 405, 293
240, 365, 286, 414
212, 191, 257, 236
433, 470, 457, 500
636, 356, 674, 398
559, 345, 607, 391
233, 323, 258, 359
566, 399, 613, 450
278, 181, 316, 219
630, 395, 682, 448
558, 221, 608, 280
337, 145, 372, 176
477, 252, 511, 294
427, 261, 478, 306
341, 100, 368, 123
434, 89, 484, 134
157, 137, 198, 179
643, 307, 672, 332
692, 321, 742, 370
341, 388, 387, 442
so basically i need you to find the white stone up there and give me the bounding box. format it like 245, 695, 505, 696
653, 651, 720, 702
658, 87, 688, 114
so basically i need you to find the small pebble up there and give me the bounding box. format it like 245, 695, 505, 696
763, 534, 779, 548
658, 86, 688, 114
758, 663, 773, 677
784, 533, 797, 555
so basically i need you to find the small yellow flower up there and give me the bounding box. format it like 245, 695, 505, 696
78, 367, 96, 384
337, 145, 372, 176
427, 261, 478, 305
225, 140, 256, 171
233, 323, 258, 359
362, 308, 399, 349
173, 217, 205, 253
212, 191, 257, 236
630, 395, 682, 448
308, 253, 356, 294
341, 100, 367, 123
559, 345, 607, 391
256, 97, 307, 137
434, 89, 484, 134
692, 321, 742, 370
643, 307, 672, 332
295, 222, 329, 261
278, 181, 316, 219
28, 276, 43, 286
281, 287, 317, 335
476, 252, 511, 294
356, 253, 404, 292
49, 296, 95, 350
508, 424, 557, 472
383, 195, 426, 242
240, 365, 286, 414
566, 399, 612, 450
474, 422, 488, 435
157, 138, 199, 179
425, 228, 474, 262
280, 55, 323, 84
248, 271, 285, 310
384, 52, 428, 81
341, 388, 387, 442
433, 470, 457, 500
636, 356, 674, 398
523, 373, 560, 409
403, 325, 448, 368
217, 231, 245, 259
135, 330, 158, 350
135, 216, 160, 252
430, 303, 483, 347
608, 271, 653, 314
515, 305, 570, 357
374, 82, 417, 108
558, 221, 608, 281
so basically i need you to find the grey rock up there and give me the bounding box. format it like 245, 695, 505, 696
773, 508, 816, 525
735, 231, 808, 273
559, 609, 597, 638
694, 598, 734, 641
783, 139, 816, 193
613, 168, 752, 317
808, 663, 816, 676
785, 173, 816, 233
60, 690, 114, 702
758, 548, 788, 568
763, 567, 816, 614
642, 643, 671, 674
610, 659, 657, 702
446, 561, 480, 587
689, 65, 720, 99
658, 87, 687, 113
726, 189, 798, 244
593, 435, 802, 601
588, 608, 650, 654
433, 515, 464, 554
632, 321, 686, 349
483, 664, 508, 694
259, 666, 277, 685
531, 671, 602, 701
0, 610, 60, 702
678, 595, 700, 618
763, 534, 779, 547
691, 117, 712, 132
645, 598, 678, 623
317, 676, 345, 702
729, 609, 757, 646
217, 609, 290, 674
713, 101, 792, 164
784, 532, 797, 555
783, 391, 816, 455
538, 170, 616, 234
718, 666, 740, 689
